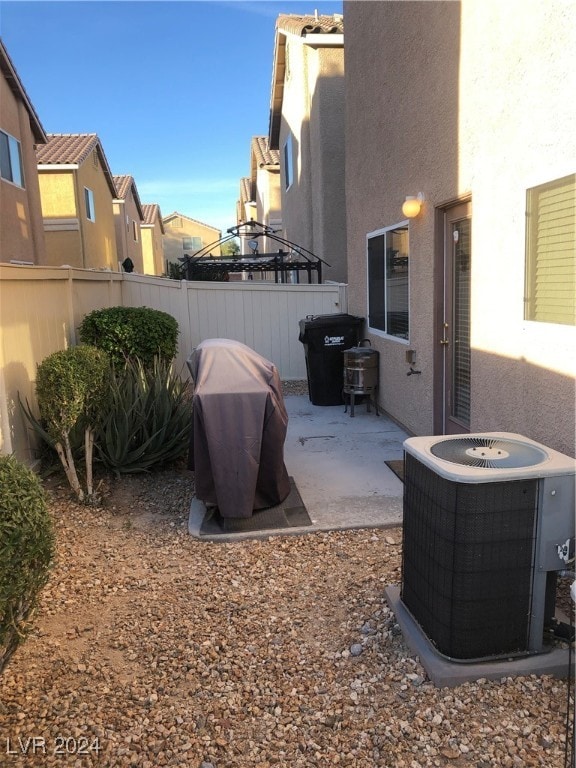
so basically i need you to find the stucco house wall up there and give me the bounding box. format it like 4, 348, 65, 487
344, 0, 575, 456
0, 41, 46, 265
251, 136, 282, 255
37, 136, 118, 270
457, 0, 575, 455
141, 203, 165, 276
270, 15, 346, 283
162, 212, 221, 268
113, 176, 144, 272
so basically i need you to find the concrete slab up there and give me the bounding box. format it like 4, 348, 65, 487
188, 394, 408, 540
385, 585, 574, 687
282, 395, 407, 531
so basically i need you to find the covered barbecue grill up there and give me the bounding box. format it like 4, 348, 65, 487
187, 339, 291, 519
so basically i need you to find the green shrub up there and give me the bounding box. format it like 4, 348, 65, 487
78, 306, 179, 369
96, 358, 192, 474
0, 456, 55, 675
34, 345, 109, 502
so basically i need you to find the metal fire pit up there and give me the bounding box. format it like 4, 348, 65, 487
343, 340, 379, 417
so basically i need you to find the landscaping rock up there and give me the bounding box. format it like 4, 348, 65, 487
0, 465, 572, 767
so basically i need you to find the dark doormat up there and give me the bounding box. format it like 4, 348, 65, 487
385, 459, 405, 483
199, 477, 311, 535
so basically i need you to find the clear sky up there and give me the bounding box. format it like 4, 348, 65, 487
0, 0, 343, 234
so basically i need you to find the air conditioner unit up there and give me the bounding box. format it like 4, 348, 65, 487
401, 432, 575, 662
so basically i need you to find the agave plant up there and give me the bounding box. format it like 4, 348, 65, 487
96, 358, 192, 474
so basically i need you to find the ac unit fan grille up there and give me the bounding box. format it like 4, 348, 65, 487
401, 453, 537, 660
430, 436, 547, 469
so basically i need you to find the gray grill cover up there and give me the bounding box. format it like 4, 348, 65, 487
187, 339, 291, 518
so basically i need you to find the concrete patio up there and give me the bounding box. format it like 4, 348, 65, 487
188, 394, 408, 541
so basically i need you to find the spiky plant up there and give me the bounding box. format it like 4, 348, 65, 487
96, 357, 192, 474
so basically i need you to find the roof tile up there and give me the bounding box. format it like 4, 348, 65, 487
276, 13, 343, 36
113, 174, 132, 200
35, 133, 99, 164
251, 136, 280, 167
141, 203, 163, 226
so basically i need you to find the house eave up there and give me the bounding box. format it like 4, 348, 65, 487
37, 163, 80, 170
268, 29, 343, 149
0, 40, 47, 144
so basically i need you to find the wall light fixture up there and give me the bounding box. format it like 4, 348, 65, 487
402, 193, 424, 219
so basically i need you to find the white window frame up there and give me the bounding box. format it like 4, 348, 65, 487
84, 187, 95, 222
132, 220, 139, 242
283, 134, 294, 191
0, 130, 24, 188
366, 222, 411, 343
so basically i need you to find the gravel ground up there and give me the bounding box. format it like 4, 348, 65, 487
1, 389, 574, 768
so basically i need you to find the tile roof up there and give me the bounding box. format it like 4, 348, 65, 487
0, 38, 47, 144
36, 133, 99, 165
251, 136, 280, 168
35, 133, 117, 197
112, 174, 144, 219
163, 211, 221, 234
240, 177, 252, 204
276, 13, 344, 36
141, 203, 164, 229
113, 174, 132, 200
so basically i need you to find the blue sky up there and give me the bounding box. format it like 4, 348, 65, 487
0, 0, 343, 234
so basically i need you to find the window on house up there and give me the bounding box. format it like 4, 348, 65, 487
525, 174, 575, 326
283, 134, 294, 190
84, 188, 95, 222
0, 130, 24, 187
367, 224, 410, 340
132, 220, 138, 242
183, 236, 202, 252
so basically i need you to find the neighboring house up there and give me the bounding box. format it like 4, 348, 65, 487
244, 136, 282, 256
162, 212, 221, 269
344, 0, 575, 456
36, 134, 118, 269
0, 39, 47, 265
140, 203, 165, 276
113, 174, 144, 272
237, 176, 257, 255
268, 13, 346, 282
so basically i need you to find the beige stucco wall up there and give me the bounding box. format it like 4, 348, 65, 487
256, 167, 282, 254
77, 158, 117, 270
279, 38, 346, 282
0, 73, 46, 264
458, 0, 576, 455
163, 216, 221, 266
344, 0, 575, 455
345, 1, 459, 437
113, 195, 143, 272
39, 159, 117, 269
141, 219, 164, 276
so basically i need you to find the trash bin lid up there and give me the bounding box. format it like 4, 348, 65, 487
301, 313, 364, 328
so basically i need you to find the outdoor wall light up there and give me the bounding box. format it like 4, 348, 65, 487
402, 193, 424, 219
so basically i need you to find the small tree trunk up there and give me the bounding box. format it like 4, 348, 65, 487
85, 427, 94, 499
54, 435, 85, 502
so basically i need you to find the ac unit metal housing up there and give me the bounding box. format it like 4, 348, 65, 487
401, 432, 575, 662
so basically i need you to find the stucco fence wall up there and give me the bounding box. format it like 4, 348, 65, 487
0, 264, 347, 463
